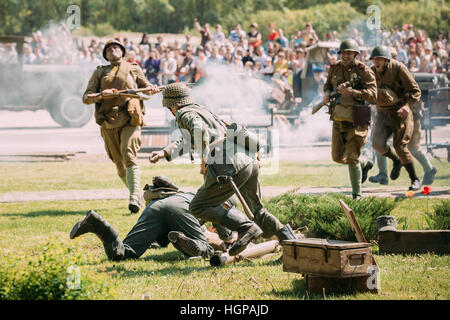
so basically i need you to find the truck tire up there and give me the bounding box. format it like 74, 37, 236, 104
49, 94, 93, 128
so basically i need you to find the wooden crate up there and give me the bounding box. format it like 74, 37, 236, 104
282, 238, 373, 278
379, 230, 450, 255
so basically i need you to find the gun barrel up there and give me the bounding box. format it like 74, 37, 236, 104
311, 101, 326, 115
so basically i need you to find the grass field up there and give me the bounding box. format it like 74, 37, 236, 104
0, 160, 449, 300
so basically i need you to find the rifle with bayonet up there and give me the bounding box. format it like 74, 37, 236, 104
311, 76, 360, 115
87, 82, 195, 101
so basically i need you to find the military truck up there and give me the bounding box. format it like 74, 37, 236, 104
0, 36, 93, 128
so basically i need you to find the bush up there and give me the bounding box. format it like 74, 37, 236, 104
265, 193, 397, 241
93, 22, 117, 37
0, 240, 114, 300
425, 200, 450, 230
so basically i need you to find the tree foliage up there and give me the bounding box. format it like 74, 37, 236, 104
0, 0, 447, 39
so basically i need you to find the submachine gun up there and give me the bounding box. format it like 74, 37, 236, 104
311, 76, 360, 115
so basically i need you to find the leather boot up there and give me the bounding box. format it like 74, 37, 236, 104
220, 208, 263, 256
361, 160, 374, 184
168, 231, 206, 258
422, 167, 437, 186
369, 173, 389, 185
383, 147, 402, 180
70, 210, 124, 260
275, 224, 296, 242
404, 162, 421, 191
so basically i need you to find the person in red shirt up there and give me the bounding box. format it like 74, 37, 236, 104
268, 23, 279, 42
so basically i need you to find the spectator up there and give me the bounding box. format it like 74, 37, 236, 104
273, 51, 288, 76
178, 49, 195, 82
212, 24, 225, 44
194, 18, 212, 47
302, 23, 319, 47
143, 50, 160, 85
126, 50, 140, 66
267, 23, 279, 42
209, 46, 223, 63
247, 23, 263, 49
161, 50, 177, 85
242, 48, 255, 66
139, 33, 151, 52
23, 44, 36, 64
229, 24, 246, 43
277, 29, 289, 48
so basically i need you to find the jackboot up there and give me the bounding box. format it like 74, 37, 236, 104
361, 160, 374, 184
126, 166, 141, 214
422, 167, 437, 186
275, 224, 297, 241
383, 147, 402, 180
70, 210, 124, 260
369, 173, 389, 185
221, 208, 263, 256
404, 162, 421, 191
168, 231, 208, 258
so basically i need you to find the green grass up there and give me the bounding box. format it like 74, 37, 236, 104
1, 158, 448, 193
0, 198, 449, 300
0, 159, 448, 300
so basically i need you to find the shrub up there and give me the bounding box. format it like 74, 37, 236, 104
424, 200, 450, 230
265, 193, 397, 241
0, 240, 114, 300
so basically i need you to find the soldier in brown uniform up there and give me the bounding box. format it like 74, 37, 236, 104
369, 47, 437, 186
82, 40, 159, 213
322, 39, 377, 199
370, 46, 422, 190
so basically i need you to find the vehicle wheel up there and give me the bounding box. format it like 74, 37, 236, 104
49, 94, 93, 128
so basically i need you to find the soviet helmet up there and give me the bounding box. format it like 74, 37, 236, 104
162, 83, 194, 108
370, 46, 392, 60
338, 39, 360, 54
102, 39, 126, 61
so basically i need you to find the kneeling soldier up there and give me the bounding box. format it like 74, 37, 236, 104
149, 83, 296, 256
370, 46, 422, 190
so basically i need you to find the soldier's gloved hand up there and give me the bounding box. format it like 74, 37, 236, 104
337, 85, 353, 96
397, 105, 410, 119
149, 150, 167, 163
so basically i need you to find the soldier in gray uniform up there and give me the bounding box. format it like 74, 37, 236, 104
149, 83, 296, 256
69, 177, 235, 261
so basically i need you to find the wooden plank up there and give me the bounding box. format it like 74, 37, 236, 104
379, 230, 450, 255
339, 200, 367, 243
305, 274, 378, 294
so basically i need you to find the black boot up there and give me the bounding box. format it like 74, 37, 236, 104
383, 147, 402, 180
422, 167, 437, 185
404, 162, 421, 191
275, 224, 297, 242
70, 210, 123, 260
369, 173, 389, 185
168, 231, 204, 258
361, 160, 374, 184
220, 208, 263, 256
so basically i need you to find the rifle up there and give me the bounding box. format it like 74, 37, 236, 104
311, 76, 360, 115
87, 82, 195, 101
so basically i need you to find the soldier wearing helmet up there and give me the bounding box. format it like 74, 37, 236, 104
369, 45, 422, 191
82, 39, 160, 214
322, 39, 377, 199
369, 46, 437, 187
148, 83, 297, 257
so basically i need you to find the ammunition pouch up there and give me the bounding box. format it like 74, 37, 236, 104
333, 104, 354, 123
353, 104, 371, 127
127, 98, 145, 127
376, 88, 400, 107
95, 103, 106, 126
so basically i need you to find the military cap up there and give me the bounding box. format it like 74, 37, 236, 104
103, 39, 126, 61
313, 65, 325, 73
162, 83, 194, 108
338, 39, 360, 54
370, 46, 392, 60
376, 215, 398, 232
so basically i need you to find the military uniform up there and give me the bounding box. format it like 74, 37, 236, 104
323, 44, 377, 198
158, 83, 296, 255
370, 47, 422, 190
82, 40, 151, 213
70, 191, 216, 261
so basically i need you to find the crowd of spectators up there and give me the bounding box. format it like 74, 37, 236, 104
1, 21, 448, 91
